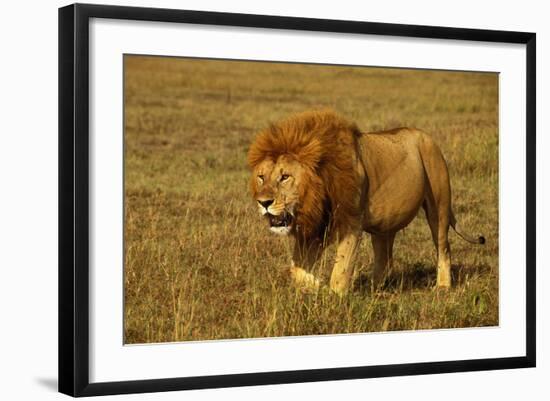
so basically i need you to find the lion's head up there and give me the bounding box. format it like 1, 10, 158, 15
247, 110, 362, 240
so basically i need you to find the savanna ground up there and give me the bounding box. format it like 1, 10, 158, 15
124, 55, 498, 344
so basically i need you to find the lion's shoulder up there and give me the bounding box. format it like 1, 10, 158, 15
364, 127, 431, 149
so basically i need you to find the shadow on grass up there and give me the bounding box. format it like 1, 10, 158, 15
354, 262, 493, 293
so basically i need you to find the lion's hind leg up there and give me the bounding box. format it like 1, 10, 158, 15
371, 232, 396, 291
435, 220, 452, 288
422, 197, 452, 288
419, 134, 453, 288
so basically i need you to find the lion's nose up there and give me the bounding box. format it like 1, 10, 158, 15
258, 199, 274, 209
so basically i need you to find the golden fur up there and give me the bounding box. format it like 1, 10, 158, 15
248, 110, 485, 294
248, 110, 362, 239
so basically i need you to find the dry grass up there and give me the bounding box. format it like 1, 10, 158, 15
124, 55, 499, 344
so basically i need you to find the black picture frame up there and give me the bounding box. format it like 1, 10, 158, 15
58, 3, 536, 397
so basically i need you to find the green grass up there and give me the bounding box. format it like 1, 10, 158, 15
124, 55, 499, 344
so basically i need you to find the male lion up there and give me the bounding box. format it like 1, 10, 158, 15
247, 110, 485, 295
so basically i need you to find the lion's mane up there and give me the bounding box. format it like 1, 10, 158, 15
247, 110, 362, 240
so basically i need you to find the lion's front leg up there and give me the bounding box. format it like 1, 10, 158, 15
290, 264, 320, 291
291, 238, 323, 292
329, 231, 362, 295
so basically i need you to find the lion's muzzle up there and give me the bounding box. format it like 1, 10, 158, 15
256, 196, 295, 235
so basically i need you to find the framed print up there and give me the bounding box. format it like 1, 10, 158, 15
58, 3, 536, 397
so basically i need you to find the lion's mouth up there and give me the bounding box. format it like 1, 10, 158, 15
266, 212, 293, 235
268, 212, 293, 227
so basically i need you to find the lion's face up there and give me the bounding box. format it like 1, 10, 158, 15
251, 155, 308, 236
248, 110, 360, 240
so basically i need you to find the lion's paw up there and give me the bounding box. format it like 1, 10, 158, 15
290, 266, 320, 292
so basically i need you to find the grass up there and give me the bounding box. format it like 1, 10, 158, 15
124, 55, 499, 344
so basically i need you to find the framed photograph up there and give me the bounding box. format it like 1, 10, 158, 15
58, 3, 536, 397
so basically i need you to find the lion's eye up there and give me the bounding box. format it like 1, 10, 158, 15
257, 175, 264, 184
280, 174, 290, 182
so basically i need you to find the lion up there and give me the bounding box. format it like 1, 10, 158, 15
247, 110, 485, 295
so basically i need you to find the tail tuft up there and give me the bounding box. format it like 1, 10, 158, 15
451, 216, 486, 245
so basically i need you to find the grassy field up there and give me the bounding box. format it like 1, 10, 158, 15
124, 55, 499, 344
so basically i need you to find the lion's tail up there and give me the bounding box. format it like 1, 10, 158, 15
450, 211, 486, 245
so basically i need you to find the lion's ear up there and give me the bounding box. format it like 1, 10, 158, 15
296, 137, 322, 170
